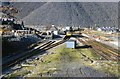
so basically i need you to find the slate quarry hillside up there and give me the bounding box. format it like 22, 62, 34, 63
10, 2, 118, 27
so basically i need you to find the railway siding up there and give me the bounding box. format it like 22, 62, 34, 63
2, 36, 70, 71
76, 36, 119, 77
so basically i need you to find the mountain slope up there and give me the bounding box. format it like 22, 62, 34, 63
11, 2, 118, 27
9, 2, 45, 19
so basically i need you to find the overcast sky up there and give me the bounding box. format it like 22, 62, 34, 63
1, 0, 120, 2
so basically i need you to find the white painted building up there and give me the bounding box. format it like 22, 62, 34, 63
66, 27, 71, 31
97, 28, 102, 31
53, 30, 58, 35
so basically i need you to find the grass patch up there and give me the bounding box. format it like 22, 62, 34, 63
92, 61, 119, 77
42, 44, 82, 65
80, 48, 100, 60
6, 69, 31, 78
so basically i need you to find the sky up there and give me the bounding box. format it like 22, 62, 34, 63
1, 0, 120, 2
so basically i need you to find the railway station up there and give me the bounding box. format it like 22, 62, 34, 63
1, 19, 120, 77
2, 23, 119, 77
1, 1, 120, 78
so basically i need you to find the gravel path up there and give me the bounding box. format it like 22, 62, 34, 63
51, 61, 108, 77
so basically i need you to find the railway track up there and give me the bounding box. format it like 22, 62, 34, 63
76, 37, 119, 61
2, 36, 70, 71
88, 40, 119, 61
2, 41, 54, 70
